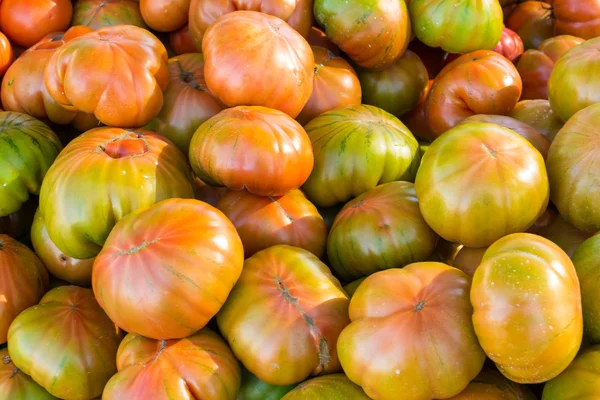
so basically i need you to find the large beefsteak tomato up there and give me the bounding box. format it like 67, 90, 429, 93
505, 1, 554, 50
572, 234, 600, 344
553, 0, 600, 39
282, 374, 370, 399
0, 348, 57, 400
508, 99, 564, 141
72, 0, 148, 29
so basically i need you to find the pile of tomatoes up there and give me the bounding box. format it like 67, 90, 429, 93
2, 0, 600, 399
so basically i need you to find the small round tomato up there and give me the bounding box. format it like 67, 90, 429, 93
140, 0, 189, 32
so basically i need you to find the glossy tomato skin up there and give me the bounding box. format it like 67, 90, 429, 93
0, 112, 62, 217
327, 181, 438, 281
169, 24, 197, 55
39, 127, 194, 259
217, 245, 350, 386
146, 53, 224, 154
471, 233, 583, 383
0, 348, 57, 400
189, 106, 313, 197
0, 235, 49, 344
303, 104, 420, 208
93, 198, 243, 340
553, 0, 600, 39
409, 0, 503, 54
281, 374, 370, 399
297, 46, 361, 125
103, 329, 241, 400
0, 32, 13, 77
358, 50, 429, 119
44, 25, 169, 128
7, 286, 123, 399
216, 189, 327, 258
448, 368, 536, 400
0, 0, 72, 48
493, 27, 524, 62
72, 0, 148, 29
572, 234, 600, 344
140, 0, 189, 32
314, 0, 411, 70
416, 123, 549, 248
546, 104, 600, 232
238, 368, 294, 400
338, 262, 486, 400
506, 1, 553, 50
542, 345, 600, 399
508, 99, 564, 141
425, 51, 522, 137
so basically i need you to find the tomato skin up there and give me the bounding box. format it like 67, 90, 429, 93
327, 181, 438, 281
542, 345, 600, 399
572, 234, 600, 344
282, 374, 370, 399
140, 0, 189, 32
471, 233, 583, 384
401, 79, 436, 142
448, 368, 537, 400
493, 27, 524, 62
506, 1, 553, 50
306, 26, 340, 55
72, 0, 148, 29
415, 123, 549, 248
169, 24, 197, 55
102, 329, 241, 400
0, 32, 13, 77
508, 99, 564, 141
217, 245, 350, 386
0, 348, 57, 400
409, 0, 503, 54
338, 262, 486, 400
425, 51, 522, 137
553, 0, 600, 39
314, 0, 411, 70
7, 286, 123, 399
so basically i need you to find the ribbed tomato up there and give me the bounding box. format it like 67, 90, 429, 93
542, 345, 600, 399
508, 99, 564, 141
338, 262, 486, 400
7, 286, 122, 399
72, 0, 148, 29
572, 234, 600, 344
358, 50, 429, 119
0, 32, 13, 77
102, 329, 241, 400
425, 51, 522, 137
448, 368, 536, 400
505, 1, 554, 49
553, 0, 600, 39
297, 46, 361, 124
189, 106, 313, 197
216, 189, 327, 258
282, 374, 370, 399
0, 112, 62, 217
0, 348, 57, 400
314, 0, 410, 70
303, 105, 420, 208
493, 27, 524, 62
327, 181, 438, 281
39, 127, 194, 259
415, 123, 549, 248
44, 25, 169, 128
0, 235, 48, 344
169, 24, 197, 55
217, 245, 350, 385
238, 368, 294, 400
202, 11, 313, 118
471, 233, 583, 383
140, 0, 189, 32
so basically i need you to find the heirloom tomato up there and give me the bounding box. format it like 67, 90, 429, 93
407, 39, 448, 79
0, 32, 13, 77
140, 0, 189, 32
572, 234, 600, 344
553, 0, 600, 39
506, 1, 554, 50
72, 0, 148, 29
306, 26, 340, 55
508, 99, 564, 141
401, 79, 436, 142
452, 247, 486, 278
169, 24, 197, 55
0, 348, 57, 400
542, 345, 600, 399
537, 214, 593, 257
492, 27, 524, 62
282, 374, 370, 399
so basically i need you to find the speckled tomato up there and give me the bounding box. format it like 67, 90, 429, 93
282, 374, 370, 399
169, 24, 197, 55
338, 262, 485, 400
327, 181, 438, 281
472, 233, 583, 383
0, 235, 48, 344
0, 112, 62, 217
217, 245, 350, 385
493, 27, 524, 62
140, 0, 189, 32
237, 368, 294, 400
508, 99, 564, 141
303, 105, 420, 208
572, 234, 600, 344
189, 106, 313, 197
0, 348, 57, 400
416, 123, 549, 248
0, 32, 13, 77
358, 50, 429, 119
546, 104, 600, 232
409, 0, 503, 54
542, 345, 600, 399
448, 368, 536, 400
553, 0, 600, 39
72, 0, 147, 29
146, 53, 223, 154
506, 1, 554, 50
425, 51, 522, 137
39, 127, 194, 259
7, 286, 122, 399
103, 329, 241, 400
297, 46, 361, 124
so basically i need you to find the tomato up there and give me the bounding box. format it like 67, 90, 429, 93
536, 214, 593, 258
459, 114, 550, 159
169, 24, 197, 55
416, 123, 549, 248
216, 189, 327, 259
401, 79, 436, 142
0, 32, 13, 77
425, 51, 522, 137
451, 247, 486, 278
306, 26, 340, 55
44, 25, 169, 128
409, 0, 503, 54
542, 345, 600, 399
546, 104, 600, 232
508, 99, 564, 141
314, 0, 411, 70
493, 27, 524, 62
140, 0, 189, 32
0, 348, 57, 400
0, 0, 72, 48
358, 50, 428, 119
471, 233, 583, 383
407, 39, 448, 79
282, 374, 370, 399
238, 368, 295, 400
39, 127, 194, 259
217, 245, 350, 385
1, 27, 97, 126
103, 328, 240, 400
189, 106, 313, 197
0, 112, 62, 217
448, 368, 536, 400
505, 1, 553, 50
0, 235, 48, 344
297, 46, 361, 125
572, 234, 600, 344
517, 35, 584, 100
193, 177, 227, 207
72, 0, 148, 29
7, 286, 122, 399
553, 0, 600, 39
338, 262, 485, 400
327, 182, 438, 281
146, 53, 223, 154
303, 104, 420, 208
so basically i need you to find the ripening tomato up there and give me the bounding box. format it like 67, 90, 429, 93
169, 24, 197, 55
407, 40, 448, 79
282, 374, 370, 399
0, 32, 13, 77
542, 345, 600, 399
537, 214, 593, 258
553, 0, 600, 39
508, 99, 564, 141
493, 27, 524, 62
401, 80, 436, 142
72, 0, 148, 29
0, 348, 57, 400
572, 234, 600, 344
452, 246, 486, 278
140, 0, 189, 32
306, 26, 340, 55
506, 1, 554, 49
